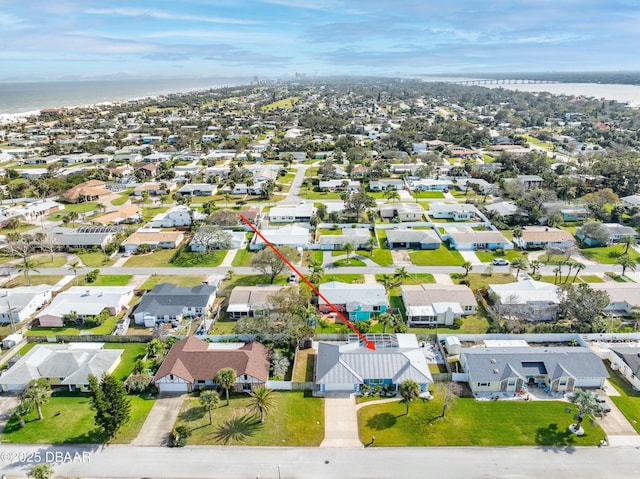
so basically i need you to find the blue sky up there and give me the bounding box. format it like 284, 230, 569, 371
1, 0, 639, 81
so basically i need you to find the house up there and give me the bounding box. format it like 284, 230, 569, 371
515, 227, 575, 250
541, 202, 590, 222
268, 203, 315, 223
621, 195, 640, 210
459, 345, 609, 394
36, 286, 134, 327
0, 200, 63, 225
0, 285, 53, 324
61, 180, 111, 203
153, 336, 270, 393
149, 205, 204, 228
488, 279, 561, 322
407, 178, 453, 191
386, 229, 442, 249
0, 343, 123, 392
226, 285, 286, 319
133, 283, 217, 327
315, 334, 432, 394
379, 203, 424, 222
447, 228, 512, 251
250, 225, 311, 250
317, 228, 371, 250
121, 229, 185, 252
190, 229, 247, 251
369, 179, 405, 191
606, 346, 640, 391
318, 180, 360, 192
177, 183, 217, 197
133, 183, 171, 197
133, 163, 157, 178
590, 283, 639, 315
94, 205, 142, 225
484, 201, 521, 218
401, 284, 476, 326
318, 282, 387, 320
429, 202, 478, 221
516, 175, 544, 190
576, 223, 639, 247
51, 225, 121, 250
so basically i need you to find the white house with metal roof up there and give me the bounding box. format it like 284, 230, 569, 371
0, 343, 123, 392
401, 284, 477, 326
488, 279, 561, 322
250, 225, 311, 250
0, 285, 53, 325
315, 334, 433, 394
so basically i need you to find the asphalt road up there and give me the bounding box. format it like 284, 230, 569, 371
0, 444, 639, 479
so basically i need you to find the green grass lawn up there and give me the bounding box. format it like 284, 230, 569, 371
299, 188, 343, 200
605, 366, 640, 433
377, 273, 436, 285
260, 96, 299, 112
579, 275, 605, 283
332, 258, 366, 267
538, 276, 582, 285
208, 318, 237, 335
292, 349, 315, 382
218, 274, 289, 298
141, 206, 169, 220
357, 396, 604, 446
124, 249, 176, 267
30, 255, 67, 268
410, 306, 491, 334
104, 343, 148, 381
77, 250, 115, 267
231, 249, 254, 267
174, 391, 323, 446
321, 274, 365, 284
2, 390, 155, 444
410, 246, 465, 266
0, 224, 37, 235
171, 250, 227, 267
317, 228, 342, 236
413, 191, 445, 199
3, 275, 62, 288
303, 250, 323, 266
367, 249, 393, 266
580, 246, 640, 264
475, 250, 528, 263
141, 274, 207, 290
453, 272, 515, 290
47, 202, 99, 221
111, 194, 130, 206
26, 315, 120, 337
77, 274, 133, 286
0, 254, 16, 264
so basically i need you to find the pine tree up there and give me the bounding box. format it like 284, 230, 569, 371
88, 374, 131, 438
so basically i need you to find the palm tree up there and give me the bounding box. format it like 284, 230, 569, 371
529, 260, 541, 276
308, 261, 324, 286
512, 226, 523, 247
18, 259, 39, 286
568, 389, 605, 434
564, 262, 574, 283
399, 379, 420, 416
66, 211, 79, 228
462, 260, 473, 276
199, 390, 220, 425
385, 190, 400, 203
380, 274, 397, 292
249, 386, 276, 423
510, 257, 528, 280
215, 368, 237, 406
68, 261, 81, 285
394, 266, 409, 284
6, 217, 20, 233
13, 402, 30, 428
572, 262, 585, 283
616, 254, 636, 277
377, 312, 396, 334
621, 235, 637, 255
343, 242, 354, 264
21, 378, 51, 420
366, 236, 378, 255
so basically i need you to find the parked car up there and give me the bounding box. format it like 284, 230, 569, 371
287, 274, 298, 284
595, 394, 611, 413
492, 258, 509, 266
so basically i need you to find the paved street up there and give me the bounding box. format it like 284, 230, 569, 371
1, 444, 640, 478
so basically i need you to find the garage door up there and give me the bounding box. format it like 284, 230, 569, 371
159, 382, 189, 393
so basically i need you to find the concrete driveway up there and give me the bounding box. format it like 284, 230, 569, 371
0, 392, 20, 434
320, 392, 362, 448
132, 393, 186, 446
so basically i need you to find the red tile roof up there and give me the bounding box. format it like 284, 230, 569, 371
153, 336, 270, 384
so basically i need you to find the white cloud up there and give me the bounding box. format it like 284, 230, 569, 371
85, 7, 261, 25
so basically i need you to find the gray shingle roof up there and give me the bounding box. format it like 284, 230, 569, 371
135, 283, 217, 317
461, 347, 608, 384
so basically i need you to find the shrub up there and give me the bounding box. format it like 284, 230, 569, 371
86, 269, 100, 283
354, 320, 371, 333
124, 373, 152, 393
168, 425, 191, 447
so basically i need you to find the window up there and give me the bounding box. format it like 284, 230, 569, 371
373, 306, 381, 311
559, 379, 568, 386
477, 382, 490, 387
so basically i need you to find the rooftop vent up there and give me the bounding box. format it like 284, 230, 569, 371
490, 359, 496, 364
493, 369, 499, 374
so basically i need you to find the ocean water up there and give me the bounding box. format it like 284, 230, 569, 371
0, 77, 250, 115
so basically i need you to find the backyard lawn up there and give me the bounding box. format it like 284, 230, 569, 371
26, 316, 120, 337
410, 246, 465, 266
1, 391, 155, 445
141, 274, 207, 290
606, 366, 640, 433
357, 396, 604, 446
174, 391, 323, 446
292, 348, 316, 382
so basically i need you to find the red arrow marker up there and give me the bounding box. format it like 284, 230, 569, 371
240, 215, 376, 350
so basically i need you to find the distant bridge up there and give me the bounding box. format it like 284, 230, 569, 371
452, 79, 561, 86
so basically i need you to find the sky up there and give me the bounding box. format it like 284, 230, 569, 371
1, 0, 639, 82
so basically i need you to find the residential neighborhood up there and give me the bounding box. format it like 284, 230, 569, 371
2, 78, 640, 467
